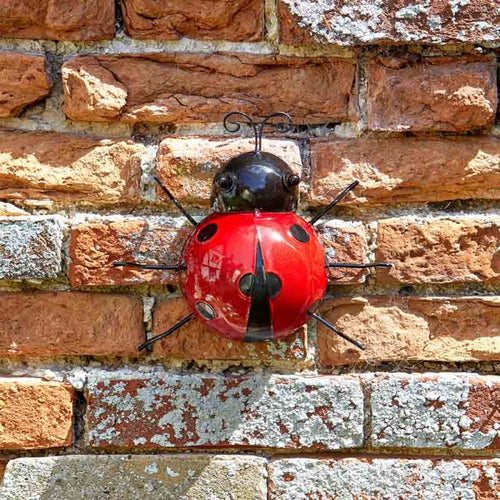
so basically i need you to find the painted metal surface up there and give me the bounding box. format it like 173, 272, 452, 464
180, 211, 327, 341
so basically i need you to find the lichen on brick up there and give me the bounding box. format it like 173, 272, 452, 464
369, 373, 500, 450
0, 216, 65, 279
269, 458, 500, 499
86, 371, 364, 450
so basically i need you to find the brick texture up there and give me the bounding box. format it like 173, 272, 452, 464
86, 372, 364, 450
156, 137, 302, 207
0, 0, 115, 40
370, 373, 500, 450
0, 202, 27, 216
0, 455, 267, 500
70, 217, 190, 287
315, 221, 370, 284
0, 130, 143, 206
366, 56, 497, 133
376, 216, 500, 285
277, 0, 500, 45
0, 292, 144, 356
0, 378, 73, 450
318, 296, 500, 367
269, 458, 500, 499
310, 137, 500, 206
0, 54, 50, 118
121, 0, 264, 41
0, 216, 64, 280
62, 55, 356, 124
151, 297, 307, 362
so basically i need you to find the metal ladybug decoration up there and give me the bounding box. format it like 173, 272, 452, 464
115, 112, 392, 351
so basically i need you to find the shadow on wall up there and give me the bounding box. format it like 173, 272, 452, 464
0, 454, 267, 499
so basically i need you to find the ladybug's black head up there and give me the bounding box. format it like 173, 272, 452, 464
211, 151, 300, 212
212, 111, 300, 212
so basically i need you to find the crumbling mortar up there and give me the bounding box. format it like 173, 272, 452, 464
0, 444, 498, 465
264, 0, 279, 44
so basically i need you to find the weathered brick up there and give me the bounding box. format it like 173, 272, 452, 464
0, 0, 115, 40
315, 221, 369, 284
0, 130, 143, 206
0, 378, 73, 450
156, 137, 302, 207
62, 54, 356, 124
318, 296, 500, 367
152, 297, 307, 362
278, 0, 500, 45
370, 373, 500, 450
86, 372, 364, 450
0, 216, 64, 280
0, 203, 27, 216
0, 54, 50, 117
121, 0, 264, 41
0, 292, 144, 356
0, 455, 267, 500
70, 217, 190, 287
376, 216, 500, 285
269, 458, 500, 500
367, 56, 497, 133
310, 137, 500, 206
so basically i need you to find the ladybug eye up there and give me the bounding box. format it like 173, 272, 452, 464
197, 223, 218, 242
216, 174, 234, 191
239, 273, 254, 296
267, 273, 282, 298
196, 301, 215, 320
290, 224, 310, 243
287, 174, 301, 188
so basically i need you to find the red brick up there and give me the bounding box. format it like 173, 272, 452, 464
0, 0, 115, 40
156, 137, 302, 207
86, 373, 364, 450
0, 292, 144, 356
70, 218, 190, 287
315, 222, 370, 284
62, 54, 357, 124
367, 56, 497, 133
375, 216, 500, 285
269, 458, 500, 499
121, 0, 264, 41
0, 130, 143, 206
0, 53, 50, 118
277, 0, 500, 46
0, 378, 73, 450
0, 461, 6, 481
318, 296, 500, 367
151, 297, 307, 362
310, 137, 500, 206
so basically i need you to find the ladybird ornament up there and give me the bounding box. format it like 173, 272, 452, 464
115, 112, 392, 351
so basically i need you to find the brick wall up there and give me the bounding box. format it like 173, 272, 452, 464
0, 1, 499, 498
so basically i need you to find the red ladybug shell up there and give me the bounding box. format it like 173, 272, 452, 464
180, 211, 327, 341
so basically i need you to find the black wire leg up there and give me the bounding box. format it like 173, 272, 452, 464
154, 176, 197, 227
326, 262, 393, 269
309, 180, 359, 226
138, 313, 194, 351
113, 261, 186, 271
310, 312, 366, 351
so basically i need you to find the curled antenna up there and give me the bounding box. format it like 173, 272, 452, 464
223, 111, 294, 154
257, 112, 293, 153
223, 112, 258, 149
